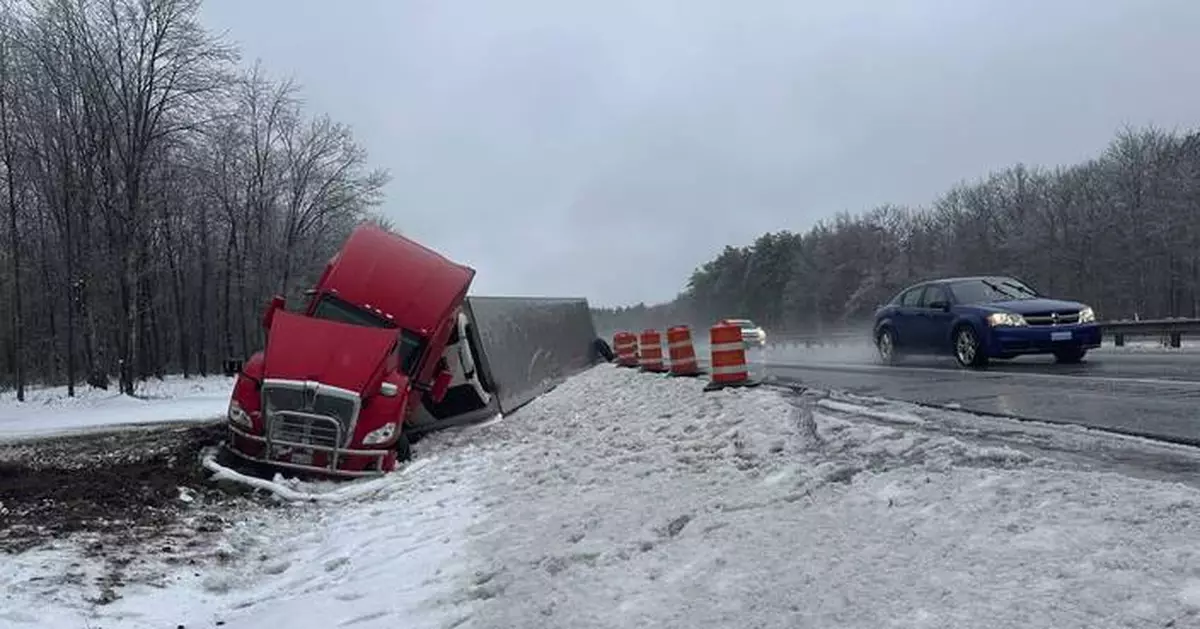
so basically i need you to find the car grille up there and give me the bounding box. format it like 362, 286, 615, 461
261, 382, 360, 448
1023, 311, 1081, 326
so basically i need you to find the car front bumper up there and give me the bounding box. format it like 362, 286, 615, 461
985, 323, 1102, 356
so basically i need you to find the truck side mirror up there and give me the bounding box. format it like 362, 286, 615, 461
430, 369, 453, 403
262, 295, 286, 330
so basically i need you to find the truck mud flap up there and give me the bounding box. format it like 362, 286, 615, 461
464, 296, 602, 415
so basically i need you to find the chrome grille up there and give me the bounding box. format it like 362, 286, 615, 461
268, 412, 342, 450
261, 380, 361, 448
1024, 311, 1081, 326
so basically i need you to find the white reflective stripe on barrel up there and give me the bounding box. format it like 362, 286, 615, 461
710, 364, 747, 375
668, 340, 694, 350
710, 342, 745, 352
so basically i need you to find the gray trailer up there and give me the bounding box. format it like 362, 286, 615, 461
407, 295, 606, 434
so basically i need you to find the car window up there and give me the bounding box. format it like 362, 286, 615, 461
899, 287, 925, 307
920, 284, 949, 307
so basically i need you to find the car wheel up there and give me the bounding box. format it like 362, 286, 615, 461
1054, 347, 1087, 364
953, 325, 988, 368
876, 327, 899, 364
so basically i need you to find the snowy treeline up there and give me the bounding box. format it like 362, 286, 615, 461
0, 0, 391, 398
594, 127, 1200, 336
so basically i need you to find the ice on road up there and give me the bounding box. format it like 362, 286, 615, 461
0, 375, 232, 442
6, 365, 1200, 628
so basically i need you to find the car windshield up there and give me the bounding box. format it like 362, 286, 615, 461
311, 293, 426, 375
949, 278, 1039, 304
726, 319, 757, 330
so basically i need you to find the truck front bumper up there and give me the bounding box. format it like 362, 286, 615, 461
226, 424, 395, 478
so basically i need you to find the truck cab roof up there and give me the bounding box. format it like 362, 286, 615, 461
316, 224, 476, 336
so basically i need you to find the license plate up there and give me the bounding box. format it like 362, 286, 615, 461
292, 450, 313, 466
1051, 331, 1072, 341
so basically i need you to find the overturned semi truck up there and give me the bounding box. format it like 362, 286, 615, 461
222, 224, 606, 478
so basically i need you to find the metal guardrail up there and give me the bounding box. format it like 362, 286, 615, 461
765, 318, 1200, 349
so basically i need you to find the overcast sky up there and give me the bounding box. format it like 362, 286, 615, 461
200, 0, 1200, 307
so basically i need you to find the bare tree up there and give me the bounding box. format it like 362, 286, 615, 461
599, 124, 1200, 337
0, 0, 391, 396
0, 0, 26, 400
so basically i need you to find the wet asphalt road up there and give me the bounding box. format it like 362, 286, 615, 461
760, 345, 1200, 444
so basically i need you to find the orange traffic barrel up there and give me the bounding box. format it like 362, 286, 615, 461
638, 329, 667, 372
666, 325, 701, 377
612, 331, 640, 368
705, 322, 750, 390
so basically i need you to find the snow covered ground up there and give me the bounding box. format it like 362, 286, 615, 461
0, 374, 232, 442
5, 365, 1200, 628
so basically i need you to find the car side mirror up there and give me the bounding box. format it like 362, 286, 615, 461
928, 300, 951, 312
262, 295, 286, 330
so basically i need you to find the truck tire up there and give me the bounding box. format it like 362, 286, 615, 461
395, 431, 412, 463
593, 338, 615, 362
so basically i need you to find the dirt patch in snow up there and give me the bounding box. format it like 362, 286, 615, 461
0, 421, 264, 555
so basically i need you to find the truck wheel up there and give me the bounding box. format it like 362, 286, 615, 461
395, 432, 412, 463
593, 338, 615, 362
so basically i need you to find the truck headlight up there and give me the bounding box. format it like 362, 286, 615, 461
363, 422, 398, 445
1078, 306, 1096, 323
987, 312, 1028, 327
228, 399, 252, 428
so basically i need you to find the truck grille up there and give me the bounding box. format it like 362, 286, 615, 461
1024, 311, 1081, 326
268, 413, 342, 450
261, 381, 360, 448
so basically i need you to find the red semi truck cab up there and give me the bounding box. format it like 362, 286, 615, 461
224, 224, 475, 477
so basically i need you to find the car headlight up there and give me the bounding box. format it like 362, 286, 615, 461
1078, 306, 1095, 323
363, 422, 398, 445
227, 399, 252, 428
987, 312, 1028, 327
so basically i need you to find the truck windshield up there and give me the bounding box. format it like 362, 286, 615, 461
311, 294, 395, 328
311, 293, 426, 376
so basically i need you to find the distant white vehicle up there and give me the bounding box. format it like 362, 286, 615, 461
719, 318, 767, 347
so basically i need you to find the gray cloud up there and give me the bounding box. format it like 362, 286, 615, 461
201, 0, 1200, 306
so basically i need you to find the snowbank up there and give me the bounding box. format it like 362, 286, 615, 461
0, 374, 232, 442
5, 365, 1200, 628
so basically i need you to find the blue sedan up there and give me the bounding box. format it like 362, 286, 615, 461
871, 276, 1101, 368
